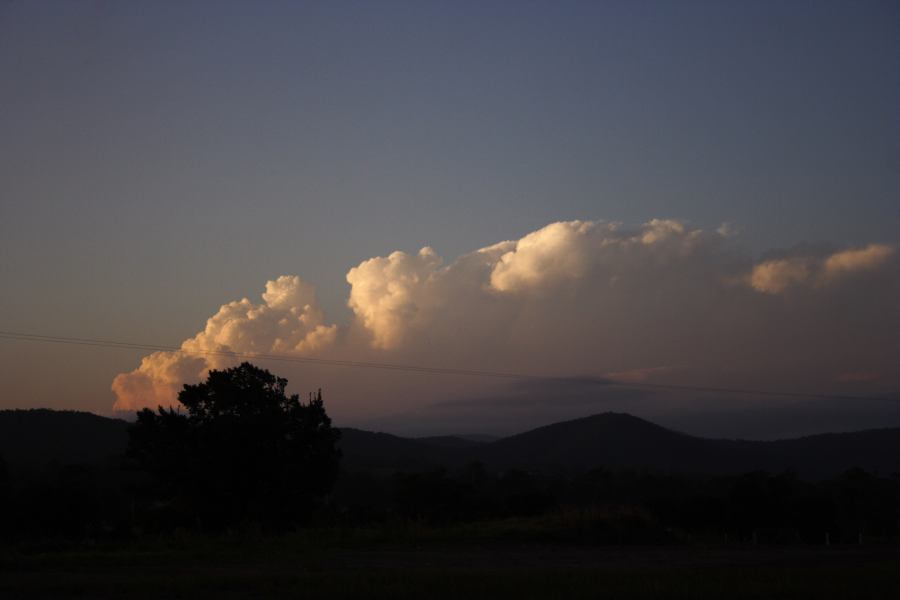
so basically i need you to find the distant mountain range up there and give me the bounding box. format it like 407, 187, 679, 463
2, 409, 899, 479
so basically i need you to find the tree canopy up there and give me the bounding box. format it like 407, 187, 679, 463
128, 362, 340, 529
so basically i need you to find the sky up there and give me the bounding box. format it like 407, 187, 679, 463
1, 1, 899, 439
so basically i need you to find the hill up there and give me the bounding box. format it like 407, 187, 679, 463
476, 412, 743, 473
0, 411, 470, 473
338, 428, 464, 471
473, 412, 900, 478
748, 428, 900, 479
415, 435, 487, 449
3, 409, 900, 479
0, 409, 129, 470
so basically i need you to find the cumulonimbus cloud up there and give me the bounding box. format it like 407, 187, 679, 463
111, 220, 898, 412
345, 247, 443, 349
112, 276, 337, 410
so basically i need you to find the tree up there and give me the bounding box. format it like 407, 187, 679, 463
0, 454, 8, 534
128, 362, 341, 530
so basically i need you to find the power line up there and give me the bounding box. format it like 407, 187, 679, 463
0, 329, 894, 403
0, 330, 543, 379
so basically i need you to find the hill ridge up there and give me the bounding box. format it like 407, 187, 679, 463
3, 408, 900, 478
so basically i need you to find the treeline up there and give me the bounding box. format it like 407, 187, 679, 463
335, 464, 900, 544
3, 452, 900, 545
3, 365, 899, 546
0, 458, 133, 541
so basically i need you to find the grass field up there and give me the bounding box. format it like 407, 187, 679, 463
3, 521, 899, 599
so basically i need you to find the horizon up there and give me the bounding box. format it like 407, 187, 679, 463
2, 1, 899, 441
4, 404, 899, 444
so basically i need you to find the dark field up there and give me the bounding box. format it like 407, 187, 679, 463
5, 409, 900, 598
3, 528, 899, 599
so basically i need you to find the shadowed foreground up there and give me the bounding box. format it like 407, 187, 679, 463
3, 540, 899, 599
4, 392, 900, 598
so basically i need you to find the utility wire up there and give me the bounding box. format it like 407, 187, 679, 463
0, 329, 894, 403
0, 330, 534, 379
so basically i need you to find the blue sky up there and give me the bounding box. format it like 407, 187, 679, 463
1, 1, 898, 434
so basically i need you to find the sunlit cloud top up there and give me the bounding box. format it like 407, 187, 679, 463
112, 219, 899, 412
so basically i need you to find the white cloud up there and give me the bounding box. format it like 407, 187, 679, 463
345, 247, 442, 349
748, 244, 894, 294
342, 219, 716, 350
489, 220, 596, 292
111, 220, 899, 415
112, 275, 336, 410
111, 351, 207, 413
823, 244, 893, 278
716, 222, 738, 238
748, 257, 812, 294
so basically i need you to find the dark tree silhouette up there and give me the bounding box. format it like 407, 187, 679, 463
0, 454, 8, 527
128, 362, 340, 530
